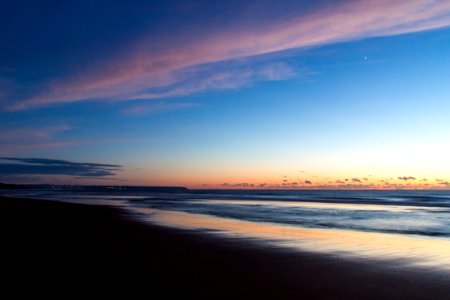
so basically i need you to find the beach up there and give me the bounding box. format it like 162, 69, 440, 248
1, 195, 450, 299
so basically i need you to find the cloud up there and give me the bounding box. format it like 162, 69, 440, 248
221, 182, 255, 188
304, 180, 312, 184
352, 178, 362, 183
128, 62, 296, 101
0, 124, 147, 155
0, 124, 71, 141
9, 0, 450, 110
0, 157, 121, 178
398, 176, 416, 181
123, 102, 198, 116
0, 125, 76, 155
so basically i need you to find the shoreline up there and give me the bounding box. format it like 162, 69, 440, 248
1, 195, 449, 298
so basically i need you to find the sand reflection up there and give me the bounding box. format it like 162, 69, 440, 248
195, 199, 445, 212
129, 206, 450, 272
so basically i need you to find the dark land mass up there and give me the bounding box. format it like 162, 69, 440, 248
0, 182, 189, 193
1, 195, 449, 299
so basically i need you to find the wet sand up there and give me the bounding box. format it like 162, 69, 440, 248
1, 195, 449, 299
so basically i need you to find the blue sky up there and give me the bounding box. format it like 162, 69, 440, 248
1, 0, 450, 188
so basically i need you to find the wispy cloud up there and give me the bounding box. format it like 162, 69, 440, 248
0, 125, 74, 154
0, 124, 71, 140
128, 62, 296, 101
9, 0, 450, 110
0, 157, 121, 178
123, 102, 198, 116
0, 125, 147, 155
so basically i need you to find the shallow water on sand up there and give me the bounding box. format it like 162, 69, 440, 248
129, 206, 450, 272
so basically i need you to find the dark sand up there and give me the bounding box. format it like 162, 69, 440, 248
1, 196, 449, 299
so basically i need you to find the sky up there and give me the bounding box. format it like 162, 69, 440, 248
1, 0, 450, 189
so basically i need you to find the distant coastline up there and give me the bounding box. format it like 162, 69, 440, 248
0, 182, 190, 193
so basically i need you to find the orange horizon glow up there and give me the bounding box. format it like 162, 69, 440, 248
112, 174, 450, 190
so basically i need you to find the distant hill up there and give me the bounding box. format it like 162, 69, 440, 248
87, 185, 190, 193
0, 183, 189, 193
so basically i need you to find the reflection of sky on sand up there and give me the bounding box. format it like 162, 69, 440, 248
194, 199, 441, 212
129, 206, 450, 272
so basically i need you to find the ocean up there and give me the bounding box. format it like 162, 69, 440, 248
4, 187, 450, 271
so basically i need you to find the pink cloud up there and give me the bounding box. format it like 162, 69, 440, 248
0, 125, 74, 155
123, 102, 198, 116
10, 0, 450, 109
0, 125, 146, 155
129, 62, 296, 100
0, 125, 71, 142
